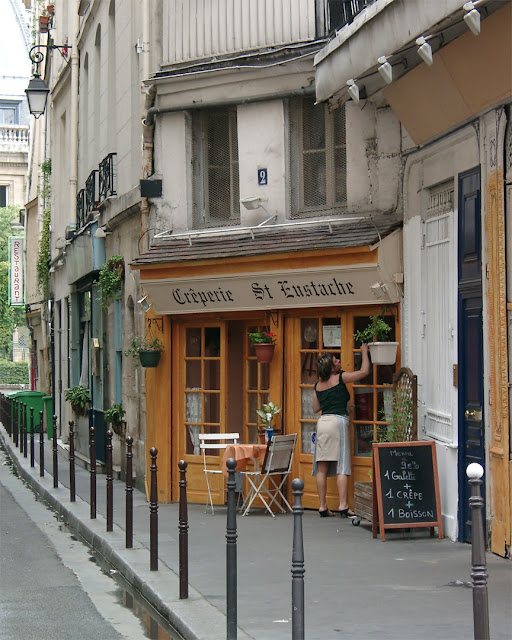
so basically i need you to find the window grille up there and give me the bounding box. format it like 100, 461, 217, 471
289, 98, 346, 218
192, 107, 240, 229
327, 0, 374, 34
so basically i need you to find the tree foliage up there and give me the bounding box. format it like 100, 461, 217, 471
0, 205, 26, 358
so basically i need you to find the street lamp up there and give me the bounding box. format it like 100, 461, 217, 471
25, 44, 71, 118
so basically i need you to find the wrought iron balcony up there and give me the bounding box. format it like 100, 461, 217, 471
85, 169, 98, 216
98, 152, 117, 202
76, 189, 86, 230
327, 0, 375, 34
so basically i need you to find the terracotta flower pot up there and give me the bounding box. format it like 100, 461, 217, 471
253, 343, 275, 363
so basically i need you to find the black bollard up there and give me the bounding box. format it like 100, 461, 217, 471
52, 415, 58, 488
90, 427, 96, 519
106, 430, 113, 532
291, 478, 305, 640
178, 460, 189, 599
226, 457, 238, 640
22, 403, 27, 456
39, 410, 44, 477
149, 447, 158, 571
30, 407, 35, 467
13, 399, 18, 447
125, 436, 134, 549
69, 421, 76, 502
467, 463, 490, 640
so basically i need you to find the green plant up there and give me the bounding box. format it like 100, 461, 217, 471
353, 315, 392, 346
248, 331, 277, 344
98, 255, 124, 308
37, 158, 51, 298
104, 403, 126, 435
124, 335, 164, 360
256, 401, 281, 426
65, 385, 91, 414
377, 393, 412, 443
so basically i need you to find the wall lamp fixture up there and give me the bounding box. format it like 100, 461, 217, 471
416, 37, 434, 66
463, 2, 481, 35
377, 56, 393, 84
138, 296, 151, 312
240, 196, 267, 211
25, 44, 72, 118
94, 225, 111, 238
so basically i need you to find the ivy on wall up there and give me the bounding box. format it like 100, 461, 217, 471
37, 158, 51, 298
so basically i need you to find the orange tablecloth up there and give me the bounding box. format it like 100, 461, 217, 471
222, 444, 267, 476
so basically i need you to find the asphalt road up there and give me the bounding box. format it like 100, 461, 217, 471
0, 447, 152, 640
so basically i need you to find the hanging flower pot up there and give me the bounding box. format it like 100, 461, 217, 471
139, 349, 161, 368
39, 15, 50, 32
47, 4, 55, 15
253, 343, 275, 363
368, 342, 399, 365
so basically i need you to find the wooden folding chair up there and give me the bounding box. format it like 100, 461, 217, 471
198, 432, 239, 514
240, 434, 297, 517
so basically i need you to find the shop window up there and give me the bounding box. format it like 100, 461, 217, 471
192, 107, 240, 229
289, 97, 346, 218
184, 326, 222, 455
245, 325, 271, 444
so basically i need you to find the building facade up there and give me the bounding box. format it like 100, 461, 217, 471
315, 0, 511, 555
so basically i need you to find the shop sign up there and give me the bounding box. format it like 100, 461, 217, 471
143, 264, 398, 315
9, 236, 24, 307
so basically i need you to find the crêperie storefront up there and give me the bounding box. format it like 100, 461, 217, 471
131, 220, 403, 509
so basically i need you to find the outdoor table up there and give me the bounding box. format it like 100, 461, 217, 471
221, 443, 267, 476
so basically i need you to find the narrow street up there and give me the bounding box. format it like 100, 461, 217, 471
0, 446, 177, 640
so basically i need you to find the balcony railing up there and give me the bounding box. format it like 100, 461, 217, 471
85, 169, 98, 216
98, 153, 117, 201
76, 189, 86, 230
327, 0, 375, 34
0, 125, 29, 153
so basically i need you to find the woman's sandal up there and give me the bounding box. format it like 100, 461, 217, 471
319, 509, 336, 518
339, 508, 356, 518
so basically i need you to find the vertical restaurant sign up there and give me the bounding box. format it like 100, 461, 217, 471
9, 236, 24, 307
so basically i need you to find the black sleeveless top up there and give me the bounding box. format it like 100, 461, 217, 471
314, 373, 350, 416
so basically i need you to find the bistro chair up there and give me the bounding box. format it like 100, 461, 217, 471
198, 432, 239, 514
240, 433, 297, 517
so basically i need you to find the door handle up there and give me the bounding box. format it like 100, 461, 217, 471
465, 409, 482, 420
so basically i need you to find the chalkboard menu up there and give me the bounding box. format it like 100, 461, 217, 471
372, 441, 443, 541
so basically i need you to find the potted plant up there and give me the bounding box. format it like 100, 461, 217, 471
353, 315, 398, 365
256, 401, 281, 444
65, 385, 91, 416
248, 330, 277, 363
98, 255, 124, 308
125, 335, 163, 368
104, 403, 126, 436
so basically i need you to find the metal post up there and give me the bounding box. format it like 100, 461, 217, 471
106, 430, 113, 532
178, 460, 189, 599
69, 421, 76, 502
291, 478, 305, 640
149, 447, 158, 571
13, 399, 18, 447
90, 426, 96, 519
226, 457, 238, 640
22, 403, 27, 457
39, 410, 44, 477
125, 435, 134, 548
52, 415, 58, 488
29, 407, 35, 466
467, 463, 490, 640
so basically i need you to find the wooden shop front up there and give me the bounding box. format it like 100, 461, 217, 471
133, 224, 402, 509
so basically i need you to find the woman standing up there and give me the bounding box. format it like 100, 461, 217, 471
312, 345, 370, 517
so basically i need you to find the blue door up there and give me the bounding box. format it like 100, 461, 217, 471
457, 167, 484, 543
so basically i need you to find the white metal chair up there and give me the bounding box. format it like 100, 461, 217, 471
198, 432, 239, 514
240, 433, 297, 517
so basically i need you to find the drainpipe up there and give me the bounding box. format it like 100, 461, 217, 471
69, 1, 79, 221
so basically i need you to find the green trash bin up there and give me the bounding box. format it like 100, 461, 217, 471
43, 396, 54, 439
11, 391, 46, 433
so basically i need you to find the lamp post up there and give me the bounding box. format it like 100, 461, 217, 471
25, 45, 71, 118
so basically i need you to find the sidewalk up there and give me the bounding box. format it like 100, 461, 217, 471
1, 425, 510, 640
